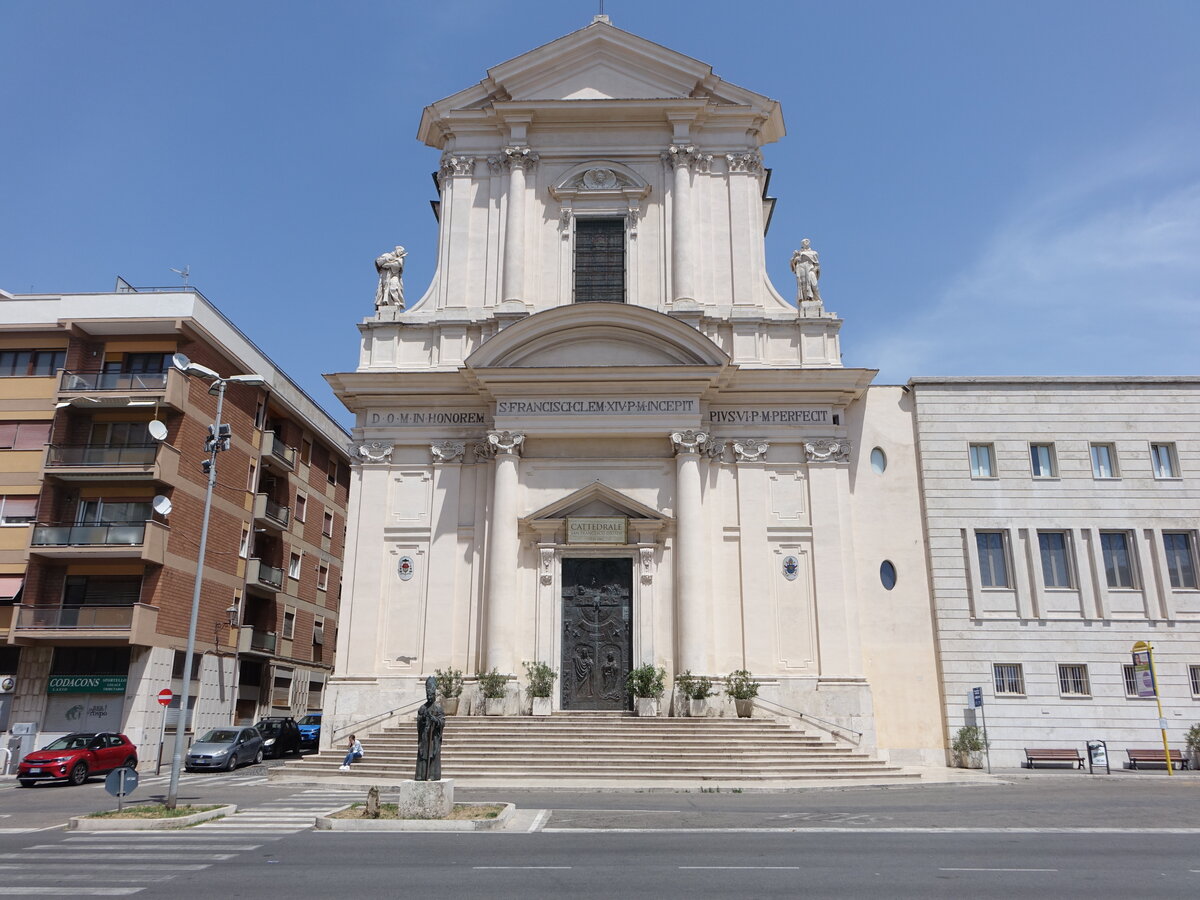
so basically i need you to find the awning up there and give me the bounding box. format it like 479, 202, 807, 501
0, 576, 24, 601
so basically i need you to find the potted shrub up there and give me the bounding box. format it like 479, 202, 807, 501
524, 661, 557, 716
477, 668, 510, 716
1186, 723, 1200, 770
725, 669, 759, 718
433, 668, 463, 715
675, 670, 714, 717
626, 664, 666, 717
951, 725, 988, 768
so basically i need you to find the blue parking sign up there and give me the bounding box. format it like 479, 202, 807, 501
972, 687, 983, 708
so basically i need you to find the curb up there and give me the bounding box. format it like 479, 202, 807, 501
68, 804, 237, 831
315, 802, 515, 832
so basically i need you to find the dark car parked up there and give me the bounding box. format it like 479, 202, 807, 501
18, 732, 138, 787
255, 716, 302, 758
297, 713, 321, 753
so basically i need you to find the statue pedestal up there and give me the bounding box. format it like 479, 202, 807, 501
396, 779, 454, 819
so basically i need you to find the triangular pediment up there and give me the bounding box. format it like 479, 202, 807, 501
527, 481, 670, 522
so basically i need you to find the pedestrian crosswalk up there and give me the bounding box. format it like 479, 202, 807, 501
194, 788, 358, 833
0, 768, 270, 794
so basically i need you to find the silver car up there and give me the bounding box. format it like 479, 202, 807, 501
185, 727, 264, 772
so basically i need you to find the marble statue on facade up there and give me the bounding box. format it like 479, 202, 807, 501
415, 674, 444, 780
790, 239, 822, 303
374, 245, 407, 310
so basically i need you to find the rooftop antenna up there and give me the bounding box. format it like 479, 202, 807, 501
170, 266, 190, 285
594, 0, 609, 24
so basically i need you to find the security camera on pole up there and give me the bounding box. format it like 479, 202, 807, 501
164, 354, 267, 810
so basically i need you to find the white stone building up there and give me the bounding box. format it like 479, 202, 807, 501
327, 19, 946, 766
911, 377, 1200, 767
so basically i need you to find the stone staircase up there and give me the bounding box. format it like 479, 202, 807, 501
271, 713, 917, 789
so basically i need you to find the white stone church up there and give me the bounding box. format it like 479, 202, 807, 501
327, 18, 1200, 770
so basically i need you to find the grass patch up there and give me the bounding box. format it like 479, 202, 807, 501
87, 804, 224, 820
331, 802, 504, 821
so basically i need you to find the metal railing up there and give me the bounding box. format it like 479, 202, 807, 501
46, 443, 158, 467
267, 434, 296, 468
262, 497, 290, 527
250, 559, 284, 589
31, 522, 147, 547
60, 370, 169, 391
331, 697, 427, 742
249, 630, 277, 653
750, 697, 864, 743
16, 604, 136, 629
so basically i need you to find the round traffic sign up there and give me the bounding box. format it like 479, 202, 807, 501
157, 689, 173, 707
105, 767, 139, 798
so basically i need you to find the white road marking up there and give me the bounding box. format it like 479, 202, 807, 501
940, 867, 1058, 873
0, 864, 211, 872
0, 889, 142, 896
0, 852, 236, 861
529, 809, 551, 833
474, 866, 572, 870
680, 866, 802, 870
0, 873, 174, 884
541, 826, 1200, 834
35, 843, 258, 851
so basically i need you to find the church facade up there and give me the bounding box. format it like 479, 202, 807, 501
326, 19, 1199, 770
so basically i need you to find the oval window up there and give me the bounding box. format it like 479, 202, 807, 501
880, 560, 897, 591
870, 447, 887, 474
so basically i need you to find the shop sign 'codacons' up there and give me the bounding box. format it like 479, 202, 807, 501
47, 676, 128, 694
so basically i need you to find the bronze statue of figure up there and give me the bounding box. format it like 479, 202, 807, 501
415, 674, 445, 781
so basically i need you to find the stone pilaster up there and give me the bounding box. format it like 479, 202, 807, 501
498, 148, 538, 302
484, 431, 524, 673
671, 429, 710, 673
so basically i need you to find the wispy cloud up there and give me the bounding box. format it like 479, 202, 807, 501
861, 136, 1200, 381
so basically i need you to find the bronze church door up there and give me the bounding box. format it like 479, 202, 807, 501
561, 557, 632, 711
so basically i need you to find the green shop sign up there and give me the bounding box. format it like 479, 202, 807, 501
47, 676, 127, 694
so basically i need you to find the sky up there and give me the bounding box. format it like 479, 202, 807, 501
2, 1, 1197, 428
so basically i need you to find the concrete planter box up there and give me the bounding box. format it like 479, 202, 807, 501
316, 802, 515, 832
484, 698, 505, 716
69, 804, 236, 831
955, 751, 983, 769
442, 697, 460, 716
634, 697, 660, 717
688, 699, 707, 718
531, 696, 552, 716
734, 698, 754, 718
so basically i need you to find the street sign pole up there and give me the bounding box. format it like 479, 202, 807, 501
1133, 641, 1173, 776
974, 687, 991, 775
155, 689, 172, 777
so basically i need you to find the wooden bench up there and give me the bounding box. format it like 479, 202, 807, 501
1126, 749, 1190, 770
1024, 748, 1085, 769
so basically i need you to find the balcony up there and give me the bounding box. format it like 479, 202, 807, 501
58, 368, 188, 409
28, 519, 168, 564
246, 558, 284, 594
237, 626, 278, 655
261, 432, 296, 472
0, 604, 13, 638
11, 602, 159, 643
253, 494, 290, 530
44, 441, 181, 483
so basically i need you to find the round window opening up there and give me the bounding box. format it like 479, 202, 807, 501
870, 447, 887, 474
880, 560, 897, 591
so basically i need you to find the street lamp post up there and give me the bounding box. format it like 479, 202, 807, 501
165, 354, 266, 810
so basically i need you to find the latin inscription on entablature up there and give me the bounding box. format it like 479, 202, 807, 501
708, 407, 831, 426
496, 398, 698, 416
368, 410, 487, 426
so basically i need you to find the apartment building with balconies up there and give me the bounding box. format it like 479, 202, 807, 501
0, 283, 350, 769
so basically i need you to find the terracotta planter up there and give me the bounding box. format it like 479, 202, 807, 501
688, 699, 707, 718
734, 698, 754, 718
634, 697, 659, 717
484, 698, 505, 716
531, 696, 552, 716
442, 697, 459, 716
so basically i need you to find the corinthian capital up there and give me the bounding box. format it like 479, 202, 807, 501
804, 439, 852, 464
661, 144, 710, 172
670, 430, 709, 455
438, 154, 475, 182
487, 430, 525, 456
725, 151, 763, 174
497, 146, 539, 171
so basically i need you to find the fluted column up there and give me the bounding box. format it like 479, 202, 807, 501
672, 429, 709, 673
499, 147, 538, 302
484, 430, 524, 673
663, 144, 703, 303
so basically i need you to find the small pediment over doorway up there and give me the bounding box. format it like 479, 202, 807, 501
521, 481, 671, 545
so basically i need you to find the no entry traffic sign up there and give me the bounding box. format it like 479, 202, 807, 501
157, 689, 173, 707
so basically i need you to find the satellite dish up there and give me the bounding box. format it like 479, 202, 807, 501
152, 495, 173, 517
147, 420, 168, 441
171, 353, 191, 372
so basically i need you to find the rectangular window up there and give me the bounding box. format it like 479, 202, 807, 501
1123, 664, 1140, 698
1030, 443, 1057, 478
0, 421, 51, 450
272, 667, 292, 708
300, 439, 312, 466
327, 457, 338, 485
322, 511, 334, 538
246, 461, 257, 493
239, 525, 250, 559
1100, 531, 1136, 588
62, 574, 142, 606
1057, 664, 1090, 696
1038, 531, 1073, 588
969, 443, 996, 478
1190, 665, 1200, 697
1090, 443, 1118, 479
993, 663, 1025, 696
1164, 532, 1198, 589
254, 400, 266, 430
976, 531, 1010, 588
573, 217, 626, 303
1151, 443, 1179, 478
288, 552, 301, 579
0, 350, 65, 377
317, 565, 329, 591
282, 607, 295, 640
313, 616, 325, 645
295, 492, 307, 522
122, 352, 169, 374
0, 495, 37, 525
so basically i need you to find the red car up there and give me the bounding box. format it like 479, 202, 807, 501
17, 732, 138, 787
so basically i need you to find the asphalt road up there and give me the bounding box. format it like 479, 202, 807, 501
1, 773, 1198, 897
